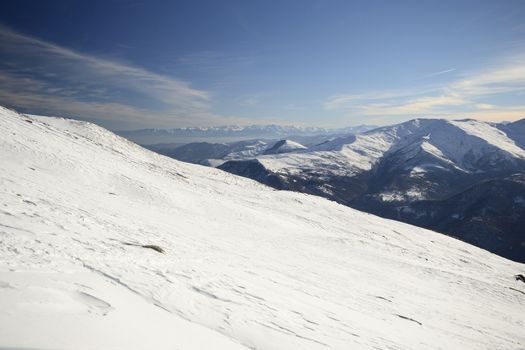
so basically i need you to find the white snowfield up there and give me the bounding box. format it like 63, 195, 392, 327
1, 106, 524, 350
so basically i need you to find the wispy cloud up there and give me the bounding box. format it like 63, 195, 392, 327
417, 68, 456, 80
323, 88, 434, 110
0, 25, 256, 129
358, 95, 467, 116
324, 55, 525, 122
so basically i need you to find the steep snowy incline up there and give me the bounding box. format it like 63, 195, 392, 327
500, 118, 525, 148
448, 119, 525, 159
1, 106, 524, 350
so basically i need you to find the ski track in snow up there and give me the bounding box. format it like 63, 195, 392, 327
0, 106, 524, 349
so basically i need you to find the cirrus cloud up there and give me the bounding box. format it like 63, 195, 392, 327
0, 25, 260, 129
324, 54, 525, 122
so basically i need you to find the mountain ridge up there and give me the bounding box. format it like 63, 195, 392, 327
117, 124, 376, 144
217, 117, 525, 261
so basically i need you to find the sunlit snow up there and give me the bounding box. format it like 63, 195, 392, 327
1, 107, 524, 350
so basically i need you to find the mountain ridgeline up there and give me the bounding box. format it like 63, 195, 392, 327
153, 118, 525, 262
118, 124, 376, 145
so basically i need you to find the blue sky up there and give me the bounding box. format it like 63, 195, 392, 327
1, 0, 525, 130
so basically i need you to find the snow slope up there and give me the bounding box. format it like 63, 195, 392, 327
500, 118, 525, 149
1, 106, 525, 350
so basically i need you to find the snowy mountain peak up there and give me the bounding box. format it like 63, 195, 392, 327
263, 139, 307, 154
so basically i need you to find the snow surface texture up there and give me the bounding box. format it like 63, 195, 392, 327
1, 106, 525, 350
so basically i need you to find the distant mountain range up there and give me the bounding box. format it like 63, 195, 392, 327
117, 124, 376, 144
148, 139, 270, 167
149, 117, 525, 262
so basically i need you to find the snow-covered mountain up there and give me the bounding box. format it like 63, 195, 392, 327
117, 124, 376, 145
1, 105, 524, 349
148, 139, 270, 166
499, 118, 525, 149
263, 139, 307, 154
145, 129, 375, 168
218, 118, 525, 262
